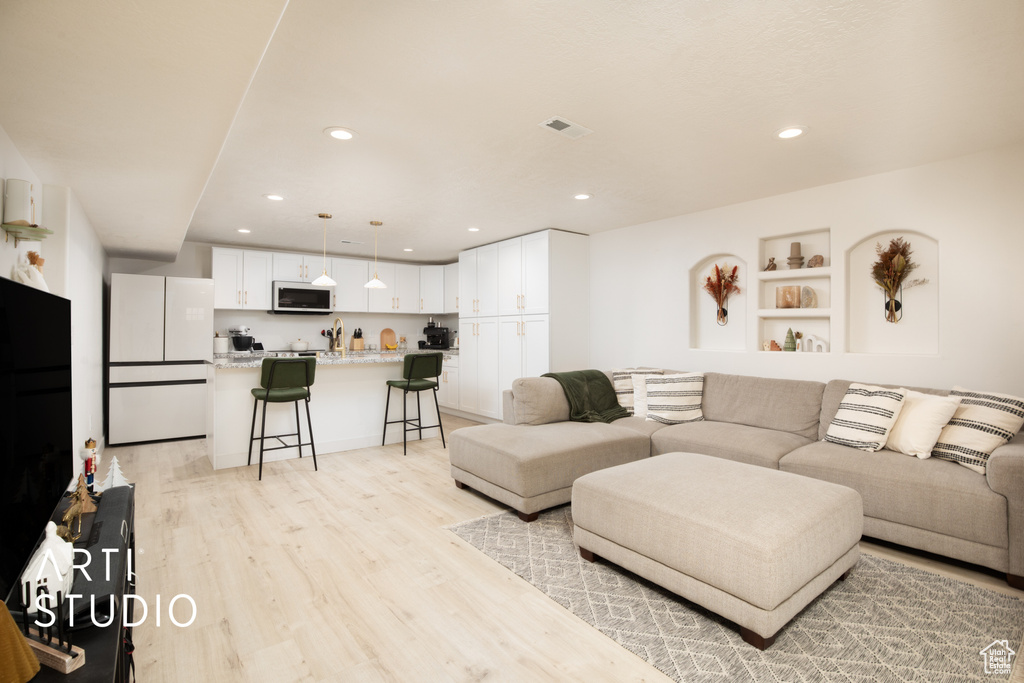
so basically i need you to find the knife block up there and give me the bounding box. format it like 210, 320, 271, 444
351, 337, 364, 351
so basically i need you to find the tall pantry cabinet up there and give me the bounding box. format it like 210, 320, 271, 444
458, 230, 589, 419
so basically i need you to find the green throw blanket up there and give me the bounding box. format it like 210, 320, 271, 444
542, 370, 629, 424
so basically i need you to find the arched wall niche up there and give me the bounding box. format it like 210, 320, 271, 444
689, 253, 747, 351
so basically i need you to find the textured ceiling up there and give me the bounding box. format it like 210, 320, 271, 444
2, 1, 1023, 263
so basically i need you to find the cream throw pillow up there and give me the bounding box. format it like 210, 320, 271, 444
825, 383, 907, 452
932, 386, 1024, 474
885, 390, 961, 458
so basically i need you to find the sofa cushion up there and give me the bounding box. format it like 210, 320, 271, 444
824, 384, 907, 452
651, 421, 814, 469
702, 372, 824, 440
507, 377, 570, 425
818, 380, 948, 440
780, 441, 1008, 549
449, 422, 650, 498
932, 386, 1024, 474
611, 415, 672, 438
612, 368, 663, 415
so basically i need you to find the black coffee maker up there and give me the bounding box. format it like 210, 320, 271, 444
421, 320, 450, 349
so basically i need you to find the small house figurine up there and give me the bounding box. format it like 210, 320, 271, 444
20, 522, 74, 614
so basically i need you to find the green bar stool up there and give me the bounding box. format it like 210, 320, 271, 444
248, 357, 318, 480
382, 352, 446, 455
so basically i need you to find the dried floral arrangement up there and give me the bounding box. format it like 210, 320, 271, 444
871, 237, 917, 323
703, 264, 740, 325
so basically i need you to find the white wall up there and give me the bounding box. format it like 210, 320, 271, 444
589, 143, 1024, 395
1, 123, 109, 476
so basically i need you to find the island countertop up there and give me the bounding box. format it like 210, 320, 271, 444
206, 350, 454, 470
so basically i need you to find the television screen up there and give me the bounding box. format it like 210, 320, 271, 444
0, 276, 74, 604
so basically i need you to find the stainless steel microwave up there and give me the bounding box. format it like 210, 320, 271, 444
271, 281, 334, 314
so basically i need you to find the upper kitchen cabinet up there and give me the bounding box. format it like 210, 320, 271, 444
211, 247, 272, 310
498, 232, 550, 316
330, 257, 369, 312
368, 263, 420, 313
274, 252, 311, 283
459, 243, 498, 318
419, 265, 444, 314
444, 262, 459, 314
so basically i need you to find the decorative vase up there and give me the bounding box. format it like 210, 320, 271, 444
716, 306, 728, 326
884, 284, 903, 323
776, 285, 801, 309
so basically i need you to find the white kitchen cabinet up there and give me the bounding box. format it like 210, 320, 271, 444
459, 244, 498, 318
211, 247, 272, 310
459, 317, 500, 419
498, 238, 523, 316
367, 262, 396, 312
444, 262, 459, 314
367, 263, 420, 313
419, 265, 444, 314
273, 251, 320, 283
437, 352, 460, 410
330, 257, 369, 312
456, 230, 587, 419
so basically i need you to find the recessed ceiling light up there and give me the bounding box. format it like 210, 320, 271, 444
403, 248, 413, 252
323, 127, 355, 140
574, 193, 591, 200
263, 194, 284, 201
237, 229, 251, 234
775, 126, 808, 139
468, 227, 480, 232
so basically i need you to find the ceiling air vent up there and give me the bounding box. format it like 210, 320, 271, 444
338, 239, 363, 245
539, 116, 593, 140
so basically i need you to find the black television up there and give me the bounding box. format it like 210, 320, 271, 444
0, 276, 74, 604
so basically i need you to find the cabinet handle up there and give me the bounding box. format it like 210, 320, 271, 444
237, 290, 241, 305
306, 265, 309, 278
245, 291, 248, 305
421, 298, 424, 311
397, 297, 400, 309
333, 294, 336, 308
299, 264, 303, 278
522, 294, 526, 309
456, 296, 459, 309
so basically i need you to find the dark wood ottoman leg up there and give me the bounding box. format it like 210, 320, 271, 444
517, 511, 539, 522
454, 480, 466, 489
740, 626, 777, 651
579, 547, 597, 563
1008, 573, 1023, 590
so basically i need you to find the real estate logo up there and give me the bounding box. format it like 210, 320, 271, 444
980, 640, 1015, 675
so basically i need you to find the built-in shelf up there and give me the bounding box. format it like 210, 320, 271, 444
757, 266, 832, 281
757, 228, 832, 352
757, 308, 832, 318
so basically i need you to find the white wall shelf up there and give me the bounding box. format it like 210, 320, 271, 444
757, 266, 832, 281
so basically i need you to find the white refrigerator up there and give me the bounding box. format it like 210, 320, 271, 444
108, 274, 214, 444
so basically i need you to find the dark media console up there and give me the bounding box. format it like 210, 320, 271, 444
8, 487, 136, 683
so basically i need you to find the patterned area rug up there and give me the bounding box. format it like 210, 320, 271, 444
449, 507, 1024, 682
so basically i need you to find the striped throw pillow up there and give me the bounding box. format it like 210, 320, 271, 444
644, 373, 704, 425
825, 383, 907, 452
931, 386, 1024, 474
612, 369, 663, 415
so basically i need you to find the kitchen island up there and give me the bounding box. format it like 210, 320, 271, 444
207, 351, 444, 470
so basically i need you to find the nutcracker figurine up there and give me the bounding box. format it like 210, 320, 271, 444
81, 438, 99, 492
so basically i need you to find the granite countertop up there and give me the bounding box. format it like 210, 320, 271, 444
213, 348, 457, 369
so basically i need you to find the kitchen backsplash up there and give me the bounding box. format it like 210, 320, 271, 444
214, 310, 459, 351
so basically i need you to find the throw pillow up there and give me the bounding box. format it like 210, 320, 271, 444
825, 383, 907, 452
644, 373, 704, 425
614, 368, 663, 417
931, 386, 1024, 474
885, 390, 961, 458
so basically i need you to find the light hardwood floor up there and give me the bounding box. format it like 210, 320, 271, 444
107, 415, 1022, 682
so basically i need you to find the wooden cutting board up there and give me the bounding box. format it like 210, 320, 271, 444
380, 328, 396, 350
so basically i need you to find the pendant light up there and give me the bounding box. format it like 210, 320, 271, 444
364, 220, 387, 289
311, 213, 337, 287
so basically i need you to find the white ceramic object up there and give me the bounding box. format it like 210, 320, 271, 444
213, 336, 231, 354
290, 340, 309, 351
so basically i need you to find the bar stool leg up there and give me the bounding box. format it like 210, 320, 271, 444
433, 386, 446, 449
416, 391, 423, 442
402, 388, 408, 456
294, 400, 303, 459
382, 385, 392, 446
304, 397, 318, 471
248, 397, 259, 466
258, 398, 270, 481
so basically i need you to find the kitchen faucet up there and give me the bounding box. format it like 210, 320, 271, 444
332, 317, 346, 356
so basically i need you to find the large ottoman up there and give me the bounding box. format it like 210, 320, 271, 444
450, 422, 651, 521
572, 452, 863, 649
